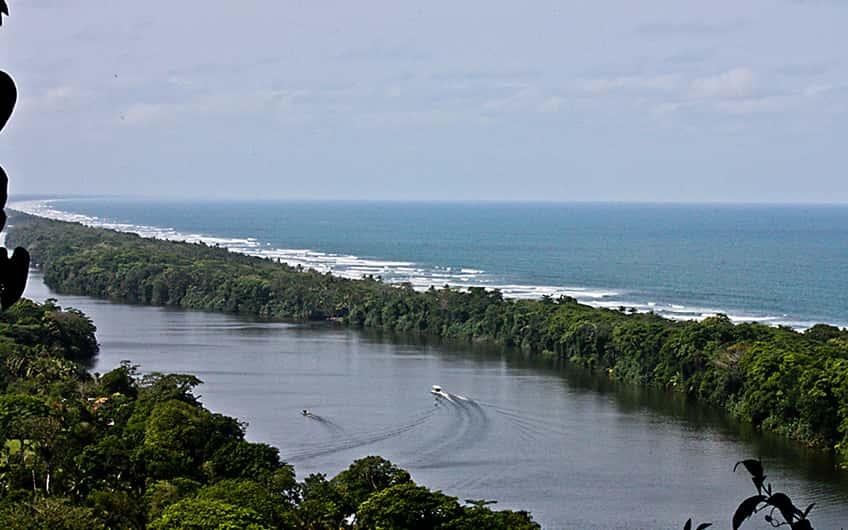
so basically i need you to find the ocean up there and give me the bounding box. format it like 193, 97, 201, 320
11, 198, 848, 329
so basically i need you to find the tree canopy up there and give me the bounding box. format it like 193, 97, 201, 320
8, 212, 848, 461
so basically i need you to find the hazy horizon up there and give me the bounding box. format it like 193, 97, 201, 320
10, 194, 848, 206
1, 1, 847, 202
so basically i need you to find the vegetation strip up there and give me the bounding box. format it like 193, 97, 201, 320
7, 211, 848, 462
0, 297, 538, 528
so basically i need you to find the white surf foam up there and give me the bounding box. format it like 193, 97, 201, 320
9, 198, 823, 329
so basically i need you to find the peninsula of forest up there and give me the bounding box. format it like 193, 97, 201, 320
6, 211, 848, 465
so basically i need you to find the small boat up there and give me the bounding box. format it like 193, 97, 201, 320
431, 385, 452, 400
301, 409, 311, 416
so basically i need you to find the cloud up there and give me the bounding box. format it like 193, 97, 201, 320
577, 74, 681, 95
713, 95, 792, 114
663, 49, 714, 66
652, 101, 694, 116
538, 97, 565, 113
689, 68, 755, 99
572, 64, 840, 120
122, 102, 173, 125
656, 76, 837, 116
481, 84, 566, 114
18, 85, 92, 113
776, 62, 833, 77
333, 45, 430, 63
429, 70, 541, 83
804, 82, 833, 96
635, 19, 747, 36
121, 89, 311, 125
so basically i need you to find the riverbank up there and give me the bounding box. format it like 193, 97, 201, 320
21, 270, 848, 527
0, 281, 540, 528
7, 211, 848, 464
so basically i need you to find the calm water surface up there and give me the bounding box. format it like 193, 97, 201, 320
24, 273, 848, 529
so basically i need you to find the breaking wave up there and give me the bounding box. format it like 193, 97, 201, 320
10, 198, 817, 329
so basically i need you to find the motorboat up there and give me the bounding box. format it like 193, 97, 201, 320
301, 409, 311, 416
431, 385, 451, 400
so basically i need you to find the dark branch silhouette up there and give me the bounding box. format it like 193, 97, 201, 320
0, 2, 29, 309
731, 459, 815, 530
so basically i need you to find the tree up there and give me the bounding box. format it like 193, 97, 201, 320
356, 482, 463, 530
0, 497, 103, 530
149, 497, 270, 530
197, 479, 292, 529
330, 455, 411, 515
292, 473, 346, 530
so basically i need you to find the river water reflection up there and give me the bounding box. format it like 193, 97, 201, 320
24, 273, 848, 529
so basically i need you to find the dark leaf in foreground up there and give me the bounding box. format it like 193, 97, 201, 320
0, 163, 7, 209
733, 495, 766, 530
767, 493, 802, 524
0, 70, 16, 132
1, 246, 29, 309
734, 459, 764, 480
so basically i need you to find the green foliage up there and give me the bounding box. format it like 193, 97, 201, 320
0, 497, 103, 530
149, 497, 271, 530
293, 473, 347, 529
1, 214, 836, 528
353, 482, 540, 529
0, 299, 540, 528
144, 478, 201, 521
197, 479, 292, 529
330, 455, 411, 514
9, 212, 848, 459
356, 482, 464, 529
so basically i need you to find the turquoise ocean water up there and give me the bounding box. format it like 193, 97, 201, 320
12, 199, 848, 329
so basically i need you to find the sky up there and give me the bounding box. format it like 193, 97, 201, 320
0, 1, 846, 202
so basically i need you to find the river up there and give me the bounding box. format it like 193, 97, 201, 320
23, 272, 848, 529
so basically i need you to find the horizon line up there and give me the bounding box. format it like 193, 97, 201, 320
9, 194, 848, 207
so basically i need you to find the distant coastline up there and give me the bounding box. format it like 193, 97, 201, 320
7, 210, 848, 464
11, 197, 847, 329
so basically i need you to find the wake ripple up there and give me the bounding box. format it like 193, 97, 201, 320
283, 407, 437, 462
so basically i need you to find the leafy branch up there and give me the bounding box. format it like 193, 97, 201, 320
732, 459, 815, 530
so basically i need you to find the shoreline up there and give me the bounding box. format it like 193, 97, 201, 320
9, 198, 839, 330
7, 210, 848, 464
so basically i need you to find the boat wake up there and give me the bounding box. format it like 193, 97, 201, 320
410, 392, 490, 466
282, 407, 437, 462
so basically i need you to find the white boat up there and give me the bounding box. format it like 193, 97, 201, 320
431, 385, 451, 399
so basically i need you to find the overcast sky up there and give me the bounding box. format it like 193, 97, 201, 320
0, 1, 846, 202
